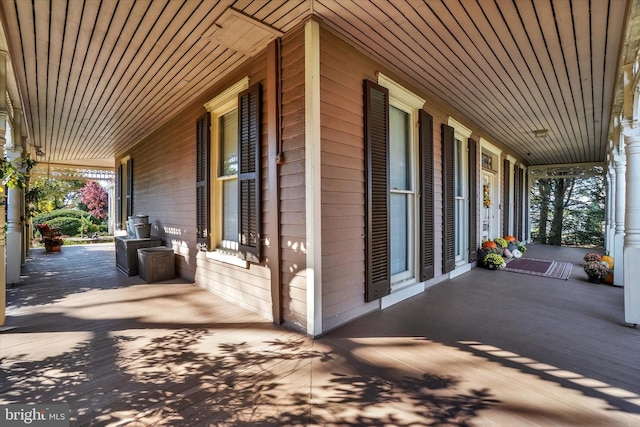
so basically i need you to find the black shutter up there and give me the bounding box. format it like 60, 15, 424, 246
238, 83, 262, 262
524, 170, 529, 242
468, 138, 478, 262
126, 158, 133, 217
441, 124, 456, 273
503, 159, 511, 237
115, 163, 122, 229
364, 79, 391, 302
419, 110, 434, 281
514, 166, 521, 240
196, 113, 210, 249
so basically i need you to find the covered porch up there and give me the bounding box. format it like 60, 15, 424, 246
1, 243, 639, 425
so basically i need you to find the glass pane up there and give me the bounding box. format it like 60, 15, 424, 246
455, 137, 463, 197
220, 109, 238, 176
390, 106, 410, 191
390, 193, 408, 275
223, 179, 238, 242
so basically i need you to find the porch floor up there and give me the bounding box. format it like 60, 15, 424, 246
1, 243, 639, 426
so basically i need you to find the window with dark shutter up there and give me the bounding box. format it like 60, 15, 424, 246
115, 163, 122, 229
196, 113, 210, 249
364, 79, 391, 302
468, 138, 478, 262
419, 110, 435, 281
126, 158, 133, 217
514, 165, 521, 240
237, 83, 262, 262
441, 124, 456, 273
503, 158, 511, 237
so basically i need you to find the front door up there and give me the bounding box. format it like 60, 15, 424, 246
481, 170, 498, 241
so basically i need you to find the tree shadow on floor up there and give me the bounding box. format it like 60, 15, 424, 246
1, 315, 499, 426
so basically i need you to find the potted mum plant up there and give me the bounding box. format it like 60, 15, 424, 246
483, 253, 506, 270
583, 253, 609, 283
583, 261, 610, 284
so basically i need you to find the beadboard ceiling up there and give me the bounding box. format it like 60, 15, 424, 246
0, 0, 637, 168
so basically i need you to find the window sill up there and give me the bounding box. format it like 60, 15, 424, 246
205, 249, 249, 269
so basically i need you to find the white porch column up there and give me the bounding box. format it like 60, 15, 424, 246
5, 143, 23, 285
0, 50, 7, 326
304, 20, 322, 336
613, 149, 626, 287
623, 122, 640, 325
605, 162, 615, 254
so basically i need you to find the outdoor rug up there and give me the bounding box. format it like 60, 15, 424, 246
503, 257, 573, 280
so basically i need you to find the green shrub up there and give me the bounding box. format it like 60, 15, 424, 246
33, 209, 102, 226
45, 217, 82, 236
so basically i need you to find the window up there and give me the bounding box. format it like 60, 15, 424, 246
116, 156, 132, 230
197, 77, 262, 264
448, 118, 472, 267
389, 104, 415, 284
363, 75, 434, 302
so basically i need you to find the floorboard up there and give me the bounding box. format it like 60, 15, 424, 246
1, 243, 639, 426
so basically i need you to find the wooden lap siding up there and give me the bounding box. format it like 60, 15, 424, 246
320, 28, 367, 323
194, 75, 272, 320
320, 28, 443, 329
280, 30, 308, 330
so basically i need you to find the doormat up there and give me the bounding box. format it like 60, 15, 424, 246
503, 257, 573, 280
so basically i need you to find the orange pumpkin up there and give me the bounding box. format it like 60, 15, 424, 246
504, 235, 516, 242
482, 241, 498, 249
601, 255, 614, 268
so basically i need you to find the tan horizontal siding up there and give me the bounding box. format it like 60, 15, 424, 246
319, 28, 370, 329
117, 53, 273, 319
280, 29, 307, 329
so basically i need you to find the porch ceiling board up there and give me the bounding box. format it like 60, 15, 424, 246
0, 0, 633, 168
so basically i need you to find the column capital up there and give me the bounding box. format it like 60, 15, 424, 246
622, 119, 640, 141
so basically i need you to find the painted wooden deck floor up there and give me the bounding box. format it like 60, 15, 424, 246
1, 243, 640, 426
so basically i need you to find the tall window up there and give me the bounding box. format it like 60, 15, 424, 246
379, 75, 424, 289
389, 104, 414, 283
454, 135, 468, 263
219, 109, 239, 247
204, 77, 249, 253
447, 118, 472, 267
364, 77, 433, 302
198, 77, 261, 264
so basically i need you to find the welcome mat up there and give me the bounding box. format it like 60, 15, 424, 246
503, 257, 573, 280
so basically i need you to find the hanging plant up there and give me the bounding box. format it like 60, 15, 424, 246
0, 155, 36, 192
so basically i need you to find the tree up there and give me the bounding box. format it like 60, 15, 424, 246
77, 180, 109, 220
530, 175, 604, 247
548, 178, 574, 246
30, 177, 85, 213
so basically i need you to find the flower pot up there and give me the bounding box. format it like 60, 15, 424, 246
45, 244, 61, 253
135, 223, 151, 239
587, 274, 603, 284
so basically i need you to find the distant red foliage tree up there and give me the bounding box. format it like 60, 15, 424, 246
77, 180, 108, 220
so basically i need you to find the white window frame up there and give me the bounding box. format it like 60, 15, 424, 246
378, 73, 425, 289
204, 77, 250, 267
448, 117, 472, 266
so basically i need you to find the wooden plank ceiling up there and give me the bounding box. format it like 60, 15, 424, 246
0, 0, 634, 168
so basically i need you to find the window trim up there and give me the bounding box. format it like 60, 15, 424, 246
378, 74, 425, 289
203, 77, 250, 266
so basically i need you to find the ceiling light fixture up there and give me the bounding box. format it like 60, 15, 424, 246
533, 129, 548, 138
